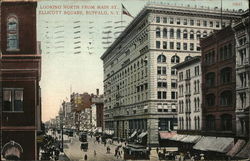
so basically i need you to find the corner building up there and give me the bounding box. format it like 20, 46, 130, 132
0, 0, 41, 160
101, 4, 241, 146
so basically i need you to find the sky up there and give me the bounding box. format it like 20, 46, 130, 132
38, 0, 249, 122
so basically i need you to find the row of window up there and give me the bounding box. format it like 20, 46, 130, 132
205, 67, 232, 88
155, 28, 210, 40
206, 114, 232, 131
179, 116, 201, 130
3, 88, 23, 112
157, 91, 178, 100
205, 90, 233, 107
156, 41, 200, 51
155, 16, 226, 28
179, 97, 200, 113
157, 55, 181, 64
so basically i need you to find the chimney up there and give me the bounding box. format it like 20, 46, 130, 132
96, 89, 99, 96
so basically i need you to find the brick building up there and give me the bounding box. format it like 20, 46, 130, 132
0, 0, 41, 160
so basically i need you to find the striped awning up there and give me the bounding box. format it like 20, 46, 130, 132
159, 131, 177, 140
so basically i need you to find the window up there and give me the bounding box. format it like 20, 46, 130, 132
190, 30, 194, 39
157, 55, 166, 63
203, 31, 207, 38
196, 20, 200, 26
163, 17, 167, 23
206, 115, 215, 130
195, 66, 199, 76
190, 19, 194, 26
158, 82, 167, 88
156, 16, 160, 23
203, 20, 207, 27
221, 114, 232, 131
209, 21, 213, 27
171, 91, 177, 99
239, 92, 246, 109
157, 66, 166, 75
196, 31, 201, 40
220, 90, 232, 106
183, 43, 187, 50
171, 79, 177, 88
183, 19, 187, 25
239, 72, 247, 87
183, 30, 188, 39
177, 18, 180, 25
171, 68, 177, 75
3, 88, 23, 112
7, 15, 19, 50
158, 91, 167, 99
176, 42, 181, 50
179, 72, 183, 81
220, 67, 232, 84
216, 21, 220, 28
156, 28, 161, 38
177, 29, 181, 39
206, 94, 215, 106
170, 29, 174, 38
163, 28, 167, 38
205, 72, 215, 87
171, 55, 180, 63
156, 41, 161, 48
196, 44, 201, 51
190, 43, 194, 51
170, 17, 174, 24
186, 69, 190, 79
163, 41, 167, 49
170, 42, 174, 49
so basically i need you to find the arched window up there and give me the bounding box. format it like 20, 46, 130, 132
183, 29, 188, 39
156, 28, 161, 38
170, 28, 174, 38
7, 15, 19, 50
206, 115, 215, 130
185, 56, 192, 61
196, 31, 201, 40
194, 116, 197, 130
171, 55, 180, 63
221, 114, 232, 131
206, 93, 215, 106
197, 116, 200, 130
177, 29, 181, 39
220, 67, 232, 84
220, 90, 233, 106
203, 31, 207, 38
163, 28, 167, 38
157, 54, 166, 63
190, 30, 194, 39
205, 72, 215, 87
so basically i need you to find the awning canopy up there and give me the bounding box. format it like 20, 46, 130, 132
129, 131, 137, 139
193, 137, 234, 153
168, 134, 187, 141
159, 131, 177, 140
104, 130, 114, 135
227, 139, 246, 157
236, 140, 250, 159
138, 132, 147, 138
180, 135, 202, 143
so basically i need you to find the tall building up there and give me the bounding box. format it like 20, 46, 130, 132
0, 0, 41, 160
174, 56, 202, 132
101, 3, 241, 146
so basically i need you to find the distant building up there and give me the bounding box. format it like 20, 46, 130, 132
101, 3, 241, 146
91, 89, 104, 130
0, 0, 41, 160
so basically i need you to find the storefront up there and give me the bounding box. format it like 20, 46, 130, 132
123, 144, 150, 160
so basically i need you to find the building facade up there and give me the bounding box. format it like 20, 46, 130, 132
174, 56, 202, 133
201, 26, 236, 137
233, 11, 250, 140
101, 4, 241, 146
0, 0, 41, 160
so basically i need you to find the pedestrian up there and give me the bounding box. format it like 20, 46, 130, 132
84, 154, 88, 160
156, 147, 159, 153
94, 150, 96, 157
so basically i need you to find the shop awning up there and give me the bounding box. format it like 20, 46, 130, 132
138, 132, 147, 138
193, 137, 234, 153
236, 140, 250, 159
168, 134, 187, 141
104, 130, 114, 135
129, 131, 137, 139
227, 139, 246, 157
159, 131, 177, 140
180, 135, 202, 143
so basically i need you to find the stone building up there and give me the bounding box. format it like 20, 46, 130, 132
101, 3, 241, 146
